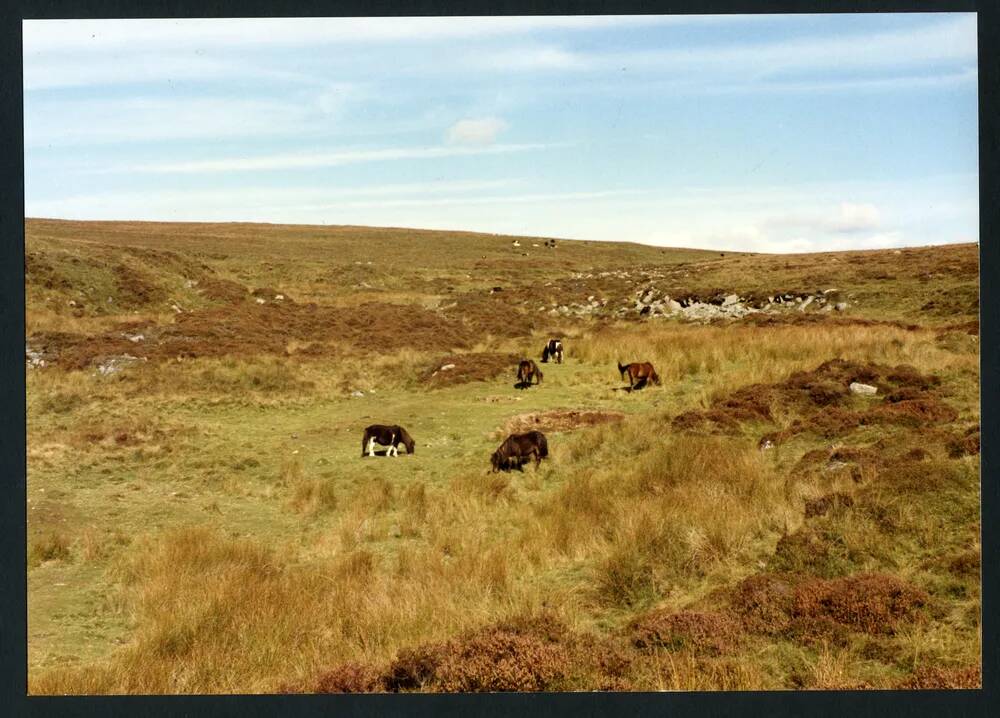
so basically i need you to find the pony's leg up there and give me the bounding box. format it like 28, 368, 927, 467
367, 437, 377, 457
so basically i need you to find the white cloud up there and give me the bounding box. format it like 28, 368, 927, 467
119, 142, 558, 174
446, 117, 508, 145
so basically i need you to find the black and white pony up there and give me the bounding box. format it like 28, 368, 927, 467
541, 338, 564, 364
361, 424, 415, 457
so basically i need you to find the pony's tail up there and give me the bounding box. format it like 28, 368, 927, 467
536, 368, 543, 383
617, 361, 626, 378
538, 434, 549, 458
652, 371, 661, 385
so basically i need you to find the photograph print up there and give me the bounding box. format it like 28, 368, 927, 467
23, 13, 980, 693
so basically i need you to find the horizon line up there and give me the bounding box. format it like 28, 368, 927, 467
23, 215, 979, 257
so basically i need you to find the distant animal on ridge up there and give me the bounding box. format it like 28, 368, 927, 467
541, 338, 564, 364
361, 424, 415, 457
517, 359, 543, 386
617, 361, 660, 390
491, 431, 548, 472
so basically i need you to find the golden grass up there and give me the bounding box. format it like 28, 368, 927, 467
25, 220, 979, 693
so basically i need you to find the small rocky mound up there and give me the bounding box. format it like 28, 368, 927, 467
498, 409, 625, 436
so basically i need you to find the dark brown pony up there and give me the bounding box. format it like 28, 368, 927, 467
617, 361, 660, 390
490, 431, 548, 472
517, 359, 543, 385
540, 338, 564, 364
361, 424, 415, 457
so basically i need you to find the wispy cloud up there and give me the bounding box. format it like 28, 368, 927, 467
122, 142, 561, 174
24, 96, 320, 146
463, 13, 976, 78
22, 16, 762, 54
25, 178, 524, 218
446, 117, 508, 145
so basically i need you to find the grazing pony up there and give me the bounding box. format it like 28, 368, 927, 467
617, 361, 661, 390
491, 431, 548, 472
361, 424, 415, 457
541, 338, 564, 364
517, 359, 543, 385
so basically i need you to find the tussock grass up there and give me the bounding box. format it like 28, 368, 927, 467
26, 220, 979, 693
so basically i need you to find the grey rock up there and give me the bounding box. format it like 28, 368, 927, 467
849, 382, 878, 396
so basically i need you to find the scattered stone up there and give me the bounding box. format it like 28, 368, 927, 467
439, 363, 456, 371
722, 294, 739, 306
274, 294, 284, 301
799, 296, 814, 312
350, 390, 365, 398
96, 355, 145, 376
835, 302, 849, 312
26, 343, 46, 369
849, 382, 878, 396
255, 298, 266, 305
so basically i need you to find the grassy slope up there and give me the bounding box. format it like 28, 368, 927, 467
25, 219, 980, 693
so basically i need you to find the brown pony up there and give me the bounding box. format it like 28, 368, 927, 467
517, 359, 543, 385
617, 361, 660, 390
491, 431, 548, 472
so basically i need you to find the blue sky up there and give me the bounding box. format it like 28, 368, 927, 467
23, 14, 979, 252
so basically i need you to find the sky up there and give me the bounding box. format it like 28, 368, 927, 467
22, 14, 979, 253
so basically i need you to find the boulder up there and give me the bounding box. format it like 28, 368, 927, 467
849, 382, 878, 396
722, 294, 739, 306
835, 302, 849, 312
